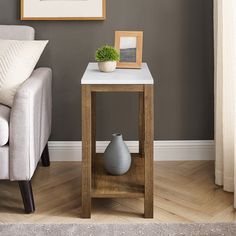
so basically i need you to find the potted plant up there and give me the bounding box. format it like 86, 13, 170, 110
95, 45, 120, 72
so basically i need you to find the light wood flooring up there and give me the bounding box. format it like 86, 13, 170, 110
0, 161, 235, 223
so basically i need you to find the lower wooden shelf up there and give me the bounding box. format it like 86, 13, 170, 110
92, 153, 144, 198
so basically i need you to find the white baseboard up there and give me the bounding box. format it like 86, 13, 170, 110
48, 140, 215, 161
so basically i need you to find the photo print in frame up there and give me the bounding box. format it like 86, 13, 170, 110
115, 31, 143, 69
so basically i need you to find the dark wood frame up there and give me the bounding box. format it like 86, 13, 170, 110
81, 84, 154, 218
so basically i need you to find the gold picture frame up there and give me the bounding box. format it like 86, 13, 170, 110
115, 31, 143, 69
21, 0, 106, 21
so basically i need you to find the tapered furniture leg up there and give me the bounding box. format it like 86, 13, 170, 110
18, 181, 35, 214
82, 85, 92, 218
41, 144, 50, 167
144, 85, 154, 218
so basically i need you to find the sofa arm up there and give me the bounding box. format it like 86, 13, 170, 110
9, 68, 52, 181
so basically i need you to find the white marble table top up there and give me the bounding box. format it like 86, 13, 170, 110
81, 63, 154, 85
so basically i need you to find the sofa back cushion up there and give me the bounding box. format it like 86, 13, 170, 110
0, 25, 35, 40
0, 105, 10, 146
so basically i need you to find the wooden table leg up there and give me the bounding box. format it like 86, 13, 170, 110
82, 85, 92, 218
92, 92, 96, 173
139, 92, 144, 157
144, 85, 154, 218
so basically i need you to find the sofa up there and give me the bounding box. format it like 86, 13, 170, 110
0, 25, 52, 213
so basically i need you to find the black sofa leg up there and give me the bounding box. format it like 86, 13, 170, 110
41, 144, 50, 167
18, 181, 35, 214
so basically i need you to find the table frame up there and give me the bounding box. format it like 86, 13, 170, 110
81, 84, 154, 218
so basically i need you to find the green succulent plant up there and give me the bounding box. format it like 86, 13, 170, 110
95, 45, 120, 62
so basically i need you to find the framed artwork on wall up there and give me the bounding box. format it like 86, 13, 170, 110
115, 31, 143, 69
21, 0, 106, 21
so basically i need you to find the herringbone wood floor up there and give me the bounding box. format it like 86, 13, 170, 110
0, 161, 235, 223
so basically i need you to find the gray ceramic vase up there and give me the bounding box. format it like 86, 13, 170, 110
104, 133, 131, 175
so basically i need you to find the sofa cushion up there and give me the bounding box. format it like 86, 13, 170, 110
0, 39, 48, 107
0, 146, 9, 179
0, 105, 10, 146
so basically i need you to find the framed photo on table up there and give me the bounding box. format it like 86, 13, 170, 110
21, 0, 106, 21
115, 31, 143, 69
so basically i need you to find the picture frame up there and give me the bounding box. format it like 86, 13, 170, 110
115, 31, 143, 69
21, 0, 106, 21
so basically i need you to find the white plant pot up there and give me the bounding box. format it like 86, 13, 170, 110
98, 61, 117, 73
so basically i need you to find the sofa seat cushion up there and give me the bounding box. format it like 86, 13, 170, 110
0, 146, 9, 179
0, 105, 10, 146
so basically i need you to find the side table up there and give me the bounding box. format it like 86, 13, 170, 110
81, 63, 154, 218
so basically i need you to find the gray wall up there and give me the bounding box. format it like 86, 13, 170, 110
0, 0, 214, 141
